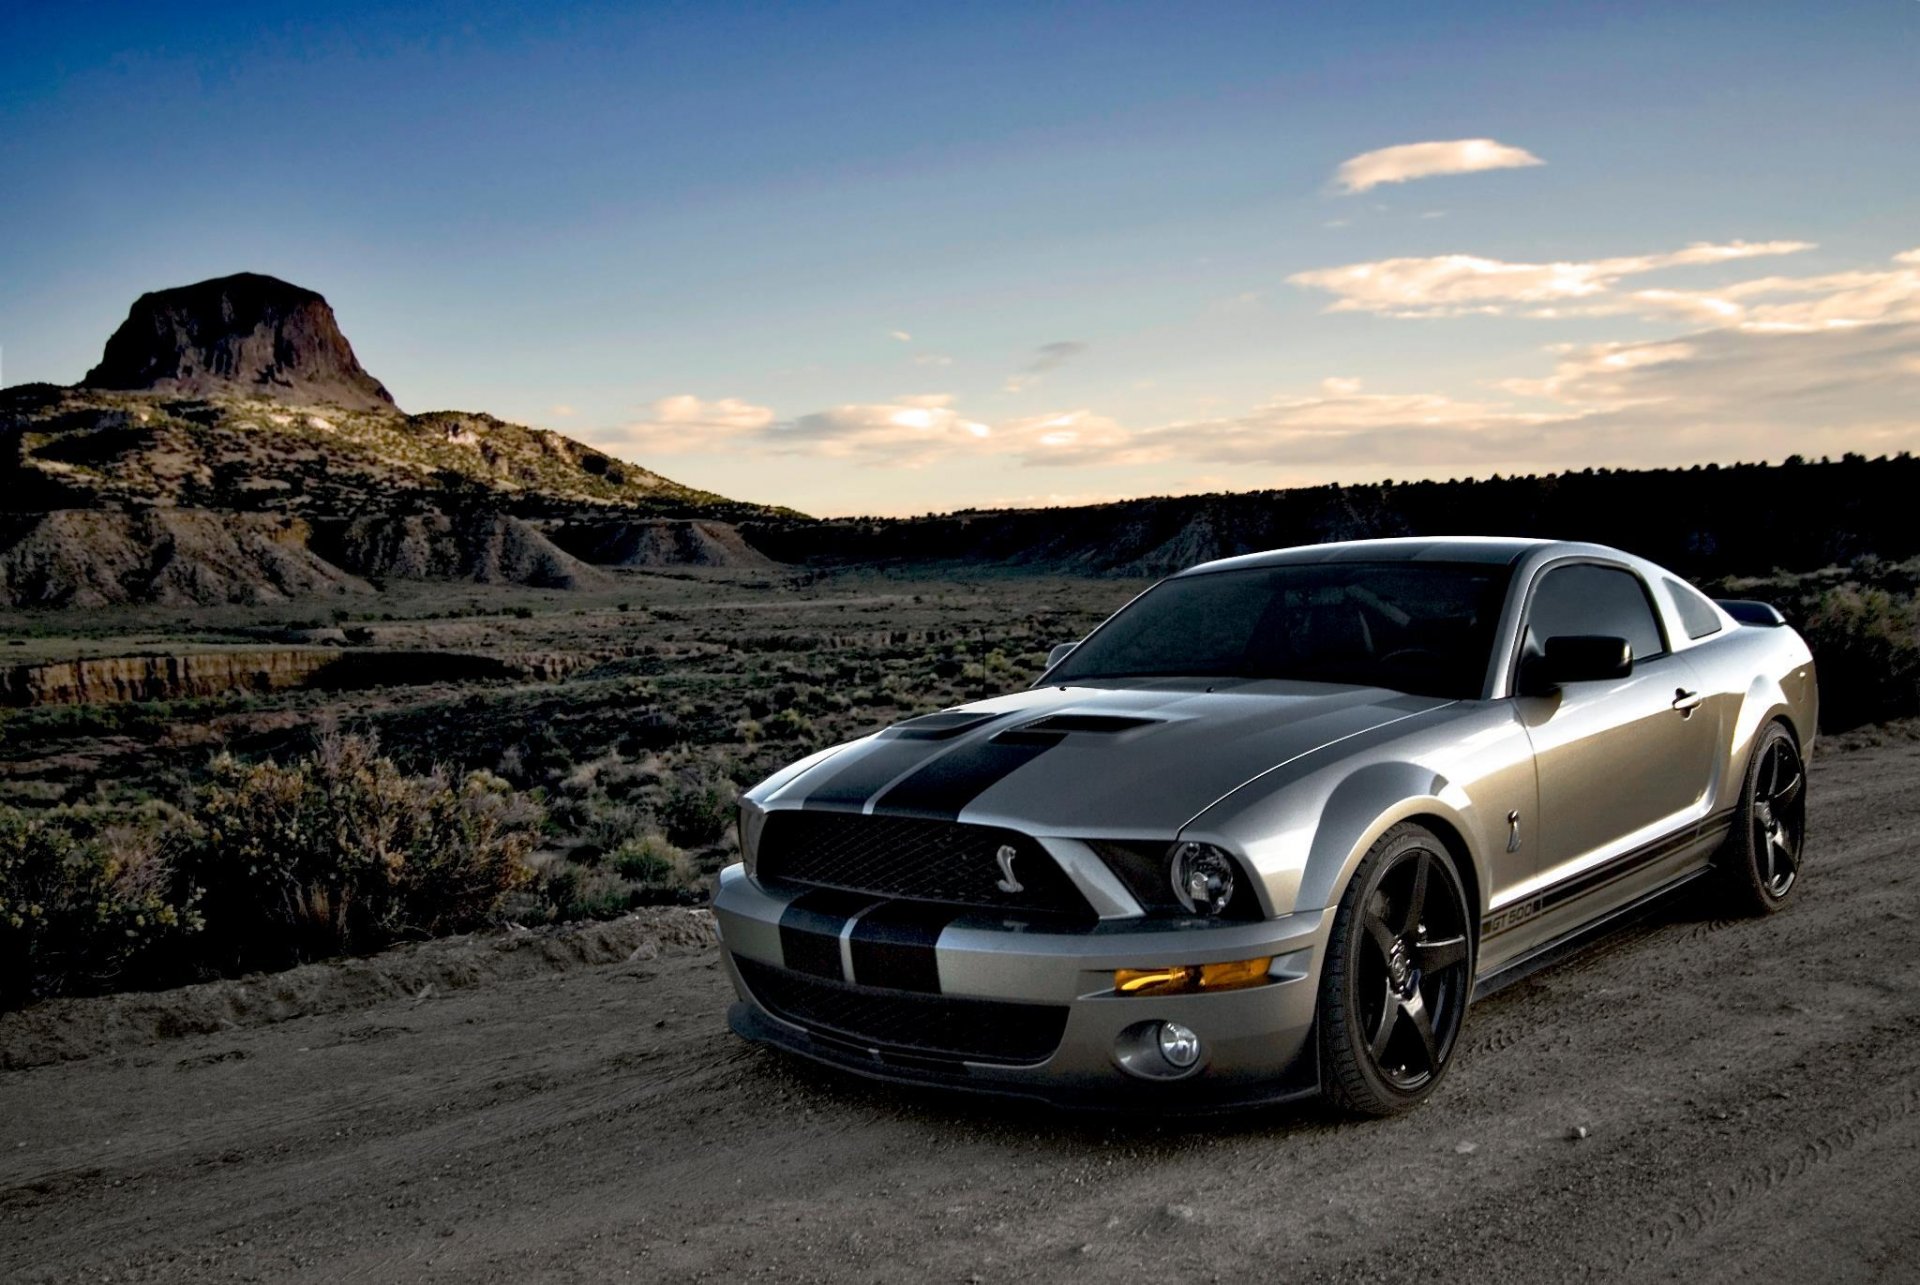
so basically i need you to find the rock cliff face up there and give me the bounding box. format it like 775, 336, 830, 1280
0, 647, 588, 707
312, 513, 611, 589
0, 648, 346, 706
0, 510, 371, 607
549, 519, 778, 569
0, 508, 623, 606
82, 273, 396, 412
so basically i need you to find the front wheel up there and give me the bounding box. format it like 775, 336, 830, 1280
1318, 823, 1474, 1117
1718, 721, 1806, 915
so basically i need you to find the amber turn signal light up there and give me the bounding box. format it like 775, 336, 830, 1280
1113, 956, 1272, 996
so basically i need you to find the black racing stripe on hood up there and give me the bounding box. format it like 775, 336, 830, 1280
796, 737, 955, 811
872, 735, 1062, 820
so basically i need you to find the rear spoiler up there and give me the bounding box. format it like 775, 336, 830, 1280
1715, 599, 1788, 627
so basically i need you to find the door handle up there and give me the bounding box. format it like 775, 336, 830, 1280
1672, 688, 1704, 717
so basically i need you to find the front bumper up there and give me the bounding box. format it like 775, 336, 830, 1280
712, 863, 1330, 1109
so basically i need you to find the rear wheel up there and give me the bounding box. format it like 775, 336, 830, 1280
1318, 823, 1474, 1117
1719, 721, 1806, 915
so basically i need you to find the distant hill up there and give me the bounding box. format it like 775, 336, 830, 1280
742, 455, 1920, 581
0, 273, 791, 605
1, 385, 739, 517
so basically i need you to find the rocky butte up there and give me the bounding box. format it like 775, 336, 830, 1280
81, 272, 398, 413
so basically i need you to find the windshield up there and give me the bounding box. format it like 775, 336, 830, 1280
1049, 560, 1510, 699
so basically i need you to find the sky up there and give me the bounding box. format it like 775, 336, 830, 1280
2, 1, 1917, 517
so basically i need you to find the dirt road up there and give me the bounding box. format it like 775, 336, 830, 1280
5, 736, 1919, 1283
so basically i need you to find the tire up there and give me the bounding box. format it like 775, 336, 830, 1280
1318, 823, 1475, 1117
1717, 721, 1806, 916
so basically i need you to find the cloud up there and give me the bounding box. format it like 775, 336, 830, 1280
888, 329, 912, 342
993, 409, 1147, 466
1095, 324, 1917, 475
549, 403, 577, 418
604, 394, 779, 453
913, 352, 954, 367
1025, 253, 1920, 472
1026, 340, 1088, 370
1005, 340, 1088, 392
1508, 323, 1920, 433
590, 250, 1920, 479
1605, 252, 1920, 332
1137, 389, 1565, 468
1332, 139, 1544, 194
1289, 240, 1815, 317
773, 395, 996, 466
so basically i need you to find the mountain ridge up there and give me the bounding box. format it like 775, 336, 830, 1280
0, 272, 798, 604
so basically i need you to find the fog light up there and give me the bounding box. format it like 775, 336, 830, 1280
1113, 1019, 1205, 1079
1115, 965, 1198, 995
1157, 1021, 1201, 1069
1114, 956, 1272, 996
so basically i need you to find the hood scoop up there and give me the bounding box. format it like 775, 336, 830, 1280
884, 710, 1002, 740
1000, 713, 1163, 738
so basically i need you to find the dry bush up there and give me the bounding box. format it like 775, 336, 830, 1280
1802, 586, 1920, 730
656, 769, 735, 847
188, 732, 543, 970
0, 810, 202, 1008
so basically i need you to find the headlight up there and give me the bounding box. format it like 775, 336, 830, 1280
737, 801, 767, 876
1169, 841, 1237, 916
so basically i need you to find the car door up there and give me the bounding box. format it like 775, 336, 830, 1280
1515, 561, 1717, 888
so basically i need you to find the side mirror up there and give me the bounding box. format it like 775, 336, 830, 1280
1523, 634, 1632, 693
1046, 641, 1078, 670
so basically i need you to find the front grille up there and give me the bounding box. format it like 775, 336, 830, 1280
756, 811, 1093, 918
736, 957, 1068, 1065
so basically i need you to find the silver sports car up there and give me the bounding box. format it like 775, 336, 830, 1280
714, 537, 1817, 1114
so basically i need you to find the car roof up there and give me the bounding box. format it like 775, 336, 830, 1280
1173, 536, 1565, 577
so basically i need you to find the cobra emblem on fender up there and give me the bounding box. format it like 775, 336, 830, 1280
993, 843, 1025, 894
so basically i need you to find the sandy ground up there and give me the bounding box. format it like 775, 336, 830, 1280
4, 738, 1919, 1283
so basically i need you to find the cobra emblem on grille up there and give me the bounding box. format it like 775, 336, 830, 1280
993, 843, 1025, 894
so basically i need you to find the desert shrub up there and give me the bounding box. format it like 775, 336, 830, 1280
657, 769, 735, 847
0, 811, 202, 1008
764, 708, 814, 740
185, 733, 543, 970
611, 832, 692, 887
526, 833, 697, 922
538, 864, 633, 921
568, 801, 651, 862
1801, 586, 1920, 730
620, 710, 683, 752
596, 756, 661, 800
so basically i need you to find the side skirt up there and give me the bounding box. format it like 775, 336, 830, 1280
1471, 867, 1715, 1002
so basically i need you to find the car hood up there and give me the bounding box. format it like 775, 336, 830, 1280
749, 678, 1451, 837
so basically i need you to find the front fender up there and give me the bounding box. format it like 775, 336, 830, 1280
1180, 760, 1490, 922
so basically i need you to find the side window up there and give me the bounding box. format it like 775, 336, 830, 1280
1525, 564, 1667, 662
1664, 577, 1724, 640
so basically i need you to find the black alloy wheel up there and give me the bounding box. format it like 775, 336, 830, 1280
1722, 721, 1807, 914
1320, 823, 1474, 1116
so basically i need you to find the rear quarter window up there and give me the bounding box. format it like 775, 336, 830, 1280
1664, 577, 1725, 640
